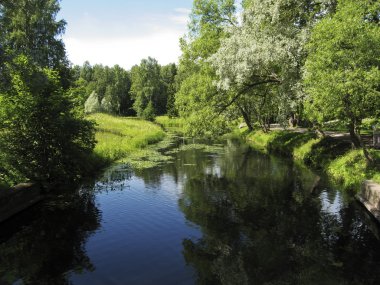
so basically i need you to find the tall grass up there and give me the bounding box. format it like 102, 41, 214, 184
155, 116, 185, 133
327, 149, 380, 188
88, 113, 165, 162
245, 129, 380, 190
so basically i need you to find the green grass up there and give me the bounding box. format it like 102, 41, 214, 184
293, 138, 321, 161
88, 113, 166, 165
327, 149, 380, 188
245, 129, 380, 190
247, 130, 316, 156
155, 116, 185, 133
246, 130, 279, 152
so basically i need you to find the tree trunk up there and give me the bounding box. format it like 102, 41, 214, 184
344, 94, 373, 163
238, 105, 253, 131
348, 120, 361, 148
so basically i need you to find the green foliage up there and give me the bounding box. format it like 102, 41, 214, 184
160, 63, 178, 117
304, 0, 380, 142
267, 132, 317, 157
362, 118, 380, 131
131, 57, 166, 117
328, 149, 380, 188
245, 129, 380, 189
246, 131, 279, 152
247, 130, 316, 156
141, 101, 156, 121
175, 0, 236, 136
293, 138, 321, 161
0, 56, 95, 186
155, 116, 185, 129
101, 86, 120, 114
73, 63, 133, 115
0, 0, 71, 87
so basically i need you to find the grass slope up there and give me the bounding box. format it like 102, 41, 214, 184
88, 113, 165, 164
246, 130, 380, 189
155, 116, 185, 133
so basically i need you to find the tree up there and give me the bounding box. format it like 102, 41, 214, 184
72, 63, 133, 116
160, 63, 178, 117
303, 0, 380, 158
0, 56, 95, 186
175, 0, 237, 136
101, 86, 120, 114
84, 91, 101, 114
0, 0, 71, 87
210, 0, 337, 130
130, 57, 165, 117
0, 0, 95, 187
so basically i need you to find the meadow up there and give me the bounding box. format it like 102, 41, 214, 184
88, 113, 165, 163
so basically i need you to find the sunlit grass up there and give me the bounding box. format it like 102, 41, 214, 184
246, 129, 380, 190
293, 138, 321, 161
155, 116, 185, 133
327, 149, 380, 188
88, 113, 165, 163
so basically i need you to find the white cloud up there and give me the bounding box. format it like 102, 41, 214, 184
64, 31, 182, 69
63, 8, 191, 69
170, 14, 189, 25
174, 8, 192, 14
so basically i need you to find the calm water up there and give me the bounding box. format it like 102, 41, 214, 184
1, 139, 380, 285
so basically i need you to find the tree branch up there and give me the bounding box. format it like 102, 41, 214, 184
214, 78, 281, 116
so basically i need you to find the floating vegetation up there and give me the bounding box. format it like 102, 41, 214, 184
164, 143, 225, 155
118, 134, 177, 169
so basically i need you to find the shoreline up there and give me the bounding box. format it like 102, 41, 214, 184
241, 129, 380, 221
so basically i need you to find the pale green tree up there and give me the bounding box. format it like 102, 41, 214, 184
84, 91, 101, 114
209, 0, 337, 129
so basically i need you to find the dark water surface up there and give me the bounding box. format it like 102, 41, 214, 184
1, 139, 380, 285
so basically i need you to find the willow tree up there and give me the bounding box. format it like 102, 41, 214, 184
210, 0, 336, 130
304, 0, 380, 159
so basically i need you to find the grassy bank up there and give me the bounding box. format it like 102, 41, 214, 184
155, 116, 185, 133
246, 130, 380, 189
88, 113, 167, 168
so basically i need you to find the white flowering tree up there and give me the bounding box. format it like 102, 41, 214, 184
210, 0, 336, 129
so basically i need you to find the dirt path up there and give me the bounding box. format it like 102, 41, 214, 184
269, 125, 375, 147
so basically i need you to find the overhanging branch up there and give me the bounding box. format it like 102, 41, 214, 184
214, 78, 281, 116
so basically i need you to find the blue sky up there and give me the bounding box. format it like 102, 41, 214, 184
59, 0, 193, 69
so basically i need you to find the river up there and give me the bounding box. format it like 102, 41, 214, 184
1, 138, 380, 284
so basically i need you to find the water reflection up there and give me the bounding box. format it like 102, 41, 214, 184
0, 188, 101, 285
174, 140, 380, 284
1, 138, 380, 284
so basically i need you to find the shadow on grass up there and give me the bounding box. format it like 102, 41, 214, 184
304, 137, 352, 169
267, 132, 317, 157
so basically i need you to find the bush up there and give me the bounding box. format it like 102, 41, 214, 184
0, 56, 96, 187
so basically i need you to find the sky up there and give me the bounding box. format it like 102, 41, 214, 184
58, 0, 194, 69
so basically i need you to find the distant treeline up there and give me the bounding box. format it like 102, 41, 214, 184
71, 58, 177, 120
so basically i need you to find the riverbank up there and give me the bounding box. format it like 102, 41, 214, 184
243, 129, 380, 189
155, 115, 185, 134
88, 113, 176, 169
0, 114, 172, 222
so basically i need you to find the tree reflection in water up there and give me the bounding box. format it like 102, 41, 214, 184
176, 139, 380, 285
1, 139, 380, 284
0, 187, 101, 285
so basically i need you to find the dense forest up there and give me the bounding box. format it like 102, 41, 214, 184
0, 0, 379, 188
